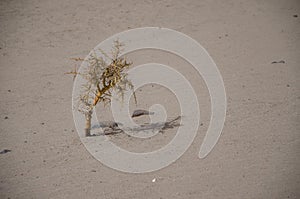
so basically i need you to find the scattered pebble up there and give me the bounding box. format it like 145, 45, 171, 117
7, 90, 11, 92
0, 149, 11, 154
271, 60, 285, 64
152, 178, 156, 182
4, 116, 8, 119
24, 141, 27, 143
41, 122, 45, 125
287, 84, 290, 87
200, 123, 204, 126
293, 14, 298, 18
91, 170, 96, 172
132, 109, 154, 118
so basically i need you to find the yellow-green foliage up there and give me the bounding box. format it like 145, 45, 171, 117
67, 40, 136, 117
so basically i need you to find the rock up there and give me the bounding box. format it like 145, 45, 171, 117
99, 121, 119, 128
132, 109, 154, 118
271, 60, 285, 64
0, 149, 11, 154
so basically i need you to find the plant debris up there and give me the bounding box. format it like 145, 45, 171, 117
90, 116, 181, 136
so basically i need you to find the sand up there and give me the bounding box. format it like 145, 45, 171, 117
0, 0, 299, 198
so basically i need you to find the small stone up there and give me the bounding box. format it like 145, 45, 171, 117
99, 121, 119, 128
4, 116, 8, 119
24, 141, 27, 143
7, 90, 11, 92
287, 84, 290, 87
41, 122, 45, 125
271, 60, 285, 64
132, 109, 154, 118
152, 178, 156, 182
91, 170, 96, 172
293, 14, 298, 18
0, 149, 11, 154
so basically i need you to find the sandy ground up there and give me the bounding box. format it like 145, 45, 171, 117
0, 0, 299, 198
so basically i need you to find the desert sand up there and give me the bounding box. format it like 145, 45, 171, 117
0, 0, 299, 198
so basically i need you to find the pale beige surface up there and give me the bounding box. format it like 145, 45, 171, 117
0, 0, 299, 198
